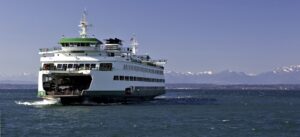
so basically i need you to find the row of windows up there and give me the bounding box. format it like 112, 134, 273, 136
48, 63, 112, 71
113, 75, 165, 83
123, 64, 163, 75
56, 63, 97, 69
61, 43, 98, 47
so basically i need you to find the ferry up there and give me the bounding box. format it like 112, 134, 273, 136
37, 12, 166, 104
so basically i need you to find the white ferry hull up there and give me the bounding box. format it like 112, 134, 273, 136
38, 11, 166, 105
38, 67, 165, 104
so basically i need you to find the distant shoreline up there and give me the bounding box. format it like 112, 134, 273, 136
1, 83, 300, 90
166, 83, 300, 90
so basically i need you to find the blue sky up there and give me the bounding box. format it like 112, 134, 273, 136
1, 0, 300, 75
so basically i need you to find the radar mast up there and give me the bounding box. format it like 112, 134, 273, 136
130, 35, 139, 55
79, 10, 91, 38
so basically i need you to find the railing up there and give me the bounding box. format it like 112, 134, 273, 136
61, 46, 99, 51
141, 61, 164, 69
40, 67, 100, 71
39, 47, 61, 52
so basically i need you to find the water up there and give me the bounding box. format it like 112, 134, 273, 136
1, 89, 300, 137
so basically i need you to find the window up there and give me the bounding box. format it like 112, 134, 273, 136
130, 76, 134, 81
108, 53, 115, 57
125, 76, 129, 81
85, 64, 90, 69
113, 76, 119, 80
57, 64, 62, 69
113, 75, 164, 83
67, 64, 73, 68
74, 64, 79, 69
79, 64, 84, 68
91, 64, 96, 69
43, 64, 50, 70
62, 64, 67, 70
100, 63, 112, 71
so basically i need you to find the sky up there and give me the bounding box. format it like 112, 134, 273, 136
0, 0, 300, 76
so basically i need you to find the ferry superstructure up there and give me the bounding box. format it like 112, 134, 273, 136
38, 12, 166, 104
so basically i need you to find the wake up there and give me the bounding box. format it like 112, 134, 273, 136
15, 98, 60, 106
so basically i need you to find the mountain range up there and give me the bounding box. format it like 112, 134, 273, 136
2, 65, 300, 84
165, 65, 300, 84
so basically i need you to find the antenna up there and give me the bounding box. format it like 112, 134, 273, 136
78, 9, 92, 38
130, 34, 139, 55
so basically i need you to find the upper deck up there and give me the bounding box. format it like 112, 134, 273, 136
39, 11, 166, 70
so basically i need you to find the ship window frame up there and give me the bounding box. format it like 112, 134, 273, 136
67, 64, 73, 68
120, 76, 124, 80
74, 64, 79, 69
69, 43, 74, 47
113, 76, 119, 80
129, 76, 134, 81
85, 64, 91, 69
125, 76, 129, 81
62, 64, 67, 70
79, 64, 84, 69
100, 63, 112, 71
57, 64, 62, 69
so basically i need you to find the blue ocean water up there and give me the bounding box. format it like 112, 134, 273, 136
1, 89, 300, 137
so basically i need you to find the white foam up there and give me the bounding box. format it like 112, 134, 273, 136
222, 119, 230, 122
15, 99, 60, 106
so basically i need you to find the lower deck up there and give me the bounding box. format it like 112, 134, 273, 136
38, 68, 165, 104
43, 88, 165, 105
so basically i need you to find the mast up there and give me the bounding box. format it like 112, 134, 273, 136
78, 10, 91, 38
130, 35, 139, 55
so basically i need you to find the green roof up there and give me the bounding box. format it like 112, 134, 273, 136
59, 38, 102, 44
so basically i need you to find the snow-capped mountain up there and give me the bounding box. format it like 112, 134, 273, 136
2, 65, 300, 84
165, 70, 254, 84
272, 65, 300, 74
165, 65, 300, 84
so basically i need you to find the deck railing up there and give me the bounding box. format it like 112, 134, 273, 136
39, 47, 61, 52
40, 67, 99, 71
